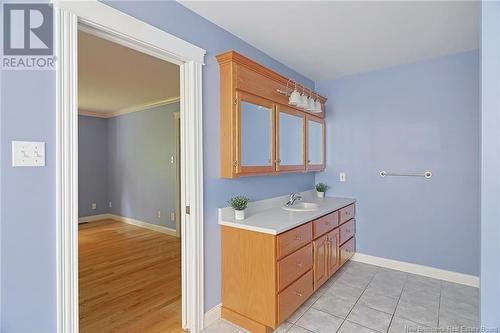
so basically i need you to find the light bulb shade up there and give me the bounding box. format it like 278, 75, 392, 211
298, 94, 309, 109
312, 99, 322, 113
289, 89, 301, 106
307, 96, 315, 111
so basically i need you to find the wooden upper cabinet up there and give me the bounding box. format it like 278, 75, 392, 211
236, 91, 276, 175
217, 50, 327, 178
306, 115, 325, 171
276, 104, 305, 172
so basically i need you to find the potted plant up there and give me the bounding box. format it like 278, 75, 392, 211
315, 183, 329, 198
229, 196, 250, 220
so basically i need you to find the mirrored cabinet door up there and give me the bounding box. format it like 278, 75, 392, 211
277, 105, 305, 171
307, 116, 325, 170
237, 92, 276, 174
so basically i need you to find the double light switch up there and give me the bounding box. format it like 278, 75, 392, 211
12, 141, 45, 167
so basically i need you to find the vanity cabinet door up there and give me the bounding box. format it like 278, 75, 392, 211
237, 91, 276, 175
327, 229, 341, 277
276, 104, 305, 172
313, 234, 329, 290
306, 115, 325, 171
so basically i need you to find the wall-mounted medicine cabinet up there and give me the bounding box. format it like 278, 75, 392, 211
217, 50, 327, 178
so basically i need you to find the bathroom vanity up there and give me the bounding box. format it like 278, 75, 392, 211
219, 192, 356, 333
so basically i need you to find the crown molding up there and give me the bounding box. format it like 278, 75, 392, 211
216, 50, 327, 103
78, 97, 181, 118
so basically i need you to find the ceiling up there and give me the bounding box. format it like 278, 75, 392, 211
180, 1, 480, 81
78, 31, 180, 116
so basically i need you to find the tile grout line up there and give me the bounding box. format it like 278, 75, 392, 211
384, 271, 408, 333
287, 269, 343, 332
437, 280, 443, 329
334, 265, 380, 333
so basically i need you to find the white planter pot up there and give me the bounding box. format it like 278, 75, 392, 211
317, 191, 325, 198
235, 209, 246, 220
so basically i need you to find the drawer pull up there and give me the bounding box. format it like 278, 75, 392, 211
296, 262, 303, 268
345, 229, 351, 233
294, 291, 303, 297
295, 235, 302, 241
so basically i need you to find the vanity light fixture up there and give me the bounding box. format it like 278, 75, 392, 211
307, 94, 316, 111
298, 86, 310, 109
276, 81, 322, 113
288, 81, 301, 106
312, 92, 322, 113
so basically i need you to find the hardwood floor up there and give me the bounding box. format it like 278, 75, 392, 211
79, 219, 183, 333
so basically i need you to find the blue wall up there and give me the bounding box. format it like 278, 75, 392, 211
480, 1, 500, 327
79, 116, 109, 217
0, 1, 315, 331
1, 71, 57, 332
316, 50, 480, 276
104, 1, 317, 312
108, 104, 178, 229
79, 104, 179, 229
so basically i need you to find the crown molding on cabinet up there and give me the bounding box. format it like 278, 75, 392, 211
216, 50, 327, 104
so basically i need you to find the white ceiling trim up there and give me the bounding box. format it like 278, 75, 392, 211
79, 97, 180, 118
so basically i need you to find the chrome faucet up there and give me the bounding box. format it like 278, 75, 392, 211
286, 192, 302, 206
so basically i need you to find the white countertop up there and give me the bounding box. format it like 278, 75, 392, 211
218, 190, 355, 235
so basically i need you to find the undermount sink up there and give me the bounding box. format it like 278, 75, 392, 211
282, 202, 320, 212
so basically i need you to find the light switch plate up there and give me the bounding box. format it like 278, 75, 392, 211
12, 141, 45, 167
339, 172, 346, 182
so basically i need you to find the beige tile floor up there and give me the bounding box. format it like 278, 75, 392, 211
203, 261, 479, 333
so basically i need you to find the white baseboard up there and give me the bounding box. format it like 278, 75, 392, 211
78, 213, 112, 223
108, 214, 178, 237
204, 303, 221, 328
351, 253, 479, 287
78, 213, 178, 237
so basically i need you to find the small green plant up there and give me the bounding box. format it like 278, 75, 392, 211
229, 196, 250, 211
316, 183, 329, 193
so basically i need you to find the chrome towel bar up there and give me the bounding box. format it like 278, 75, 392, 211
380, 171, 432, 179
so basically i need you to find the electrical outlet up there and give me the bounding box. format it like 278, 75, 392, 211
339, 172, 346, 182
170, 212, 176, 221
157, 210, 161, 219
109, 201, 112, 208
91, 203, 97, 210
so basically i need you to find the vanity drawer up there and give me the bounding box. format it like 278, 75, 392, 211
277, 223, 312, 259
340, 237, 355, 265
278, 270, 313, 323
313, 211, 339, 238
339, 204, 355, 224
339, 219, 355, 244
278, 243, 313, 291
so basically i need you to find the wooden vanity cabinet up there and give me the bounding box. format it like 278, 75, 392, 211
221, 203, 356, 333
327, 229, 341, 277
312, 234, 329, 289
217, 50, 327, 178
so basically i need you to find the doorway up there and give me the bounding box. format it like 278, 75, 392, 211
55, 2, 206, 332
77, 30, 183, 332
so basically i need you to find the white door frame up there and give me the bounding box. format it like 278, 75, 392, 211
53, 1, 206, 332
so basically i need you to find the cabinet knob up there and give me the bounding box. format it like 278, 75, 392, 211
295, 291, 303, 297
296, 262, 303, 268
295, 235, 302, 241
345, 229, 351, 233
